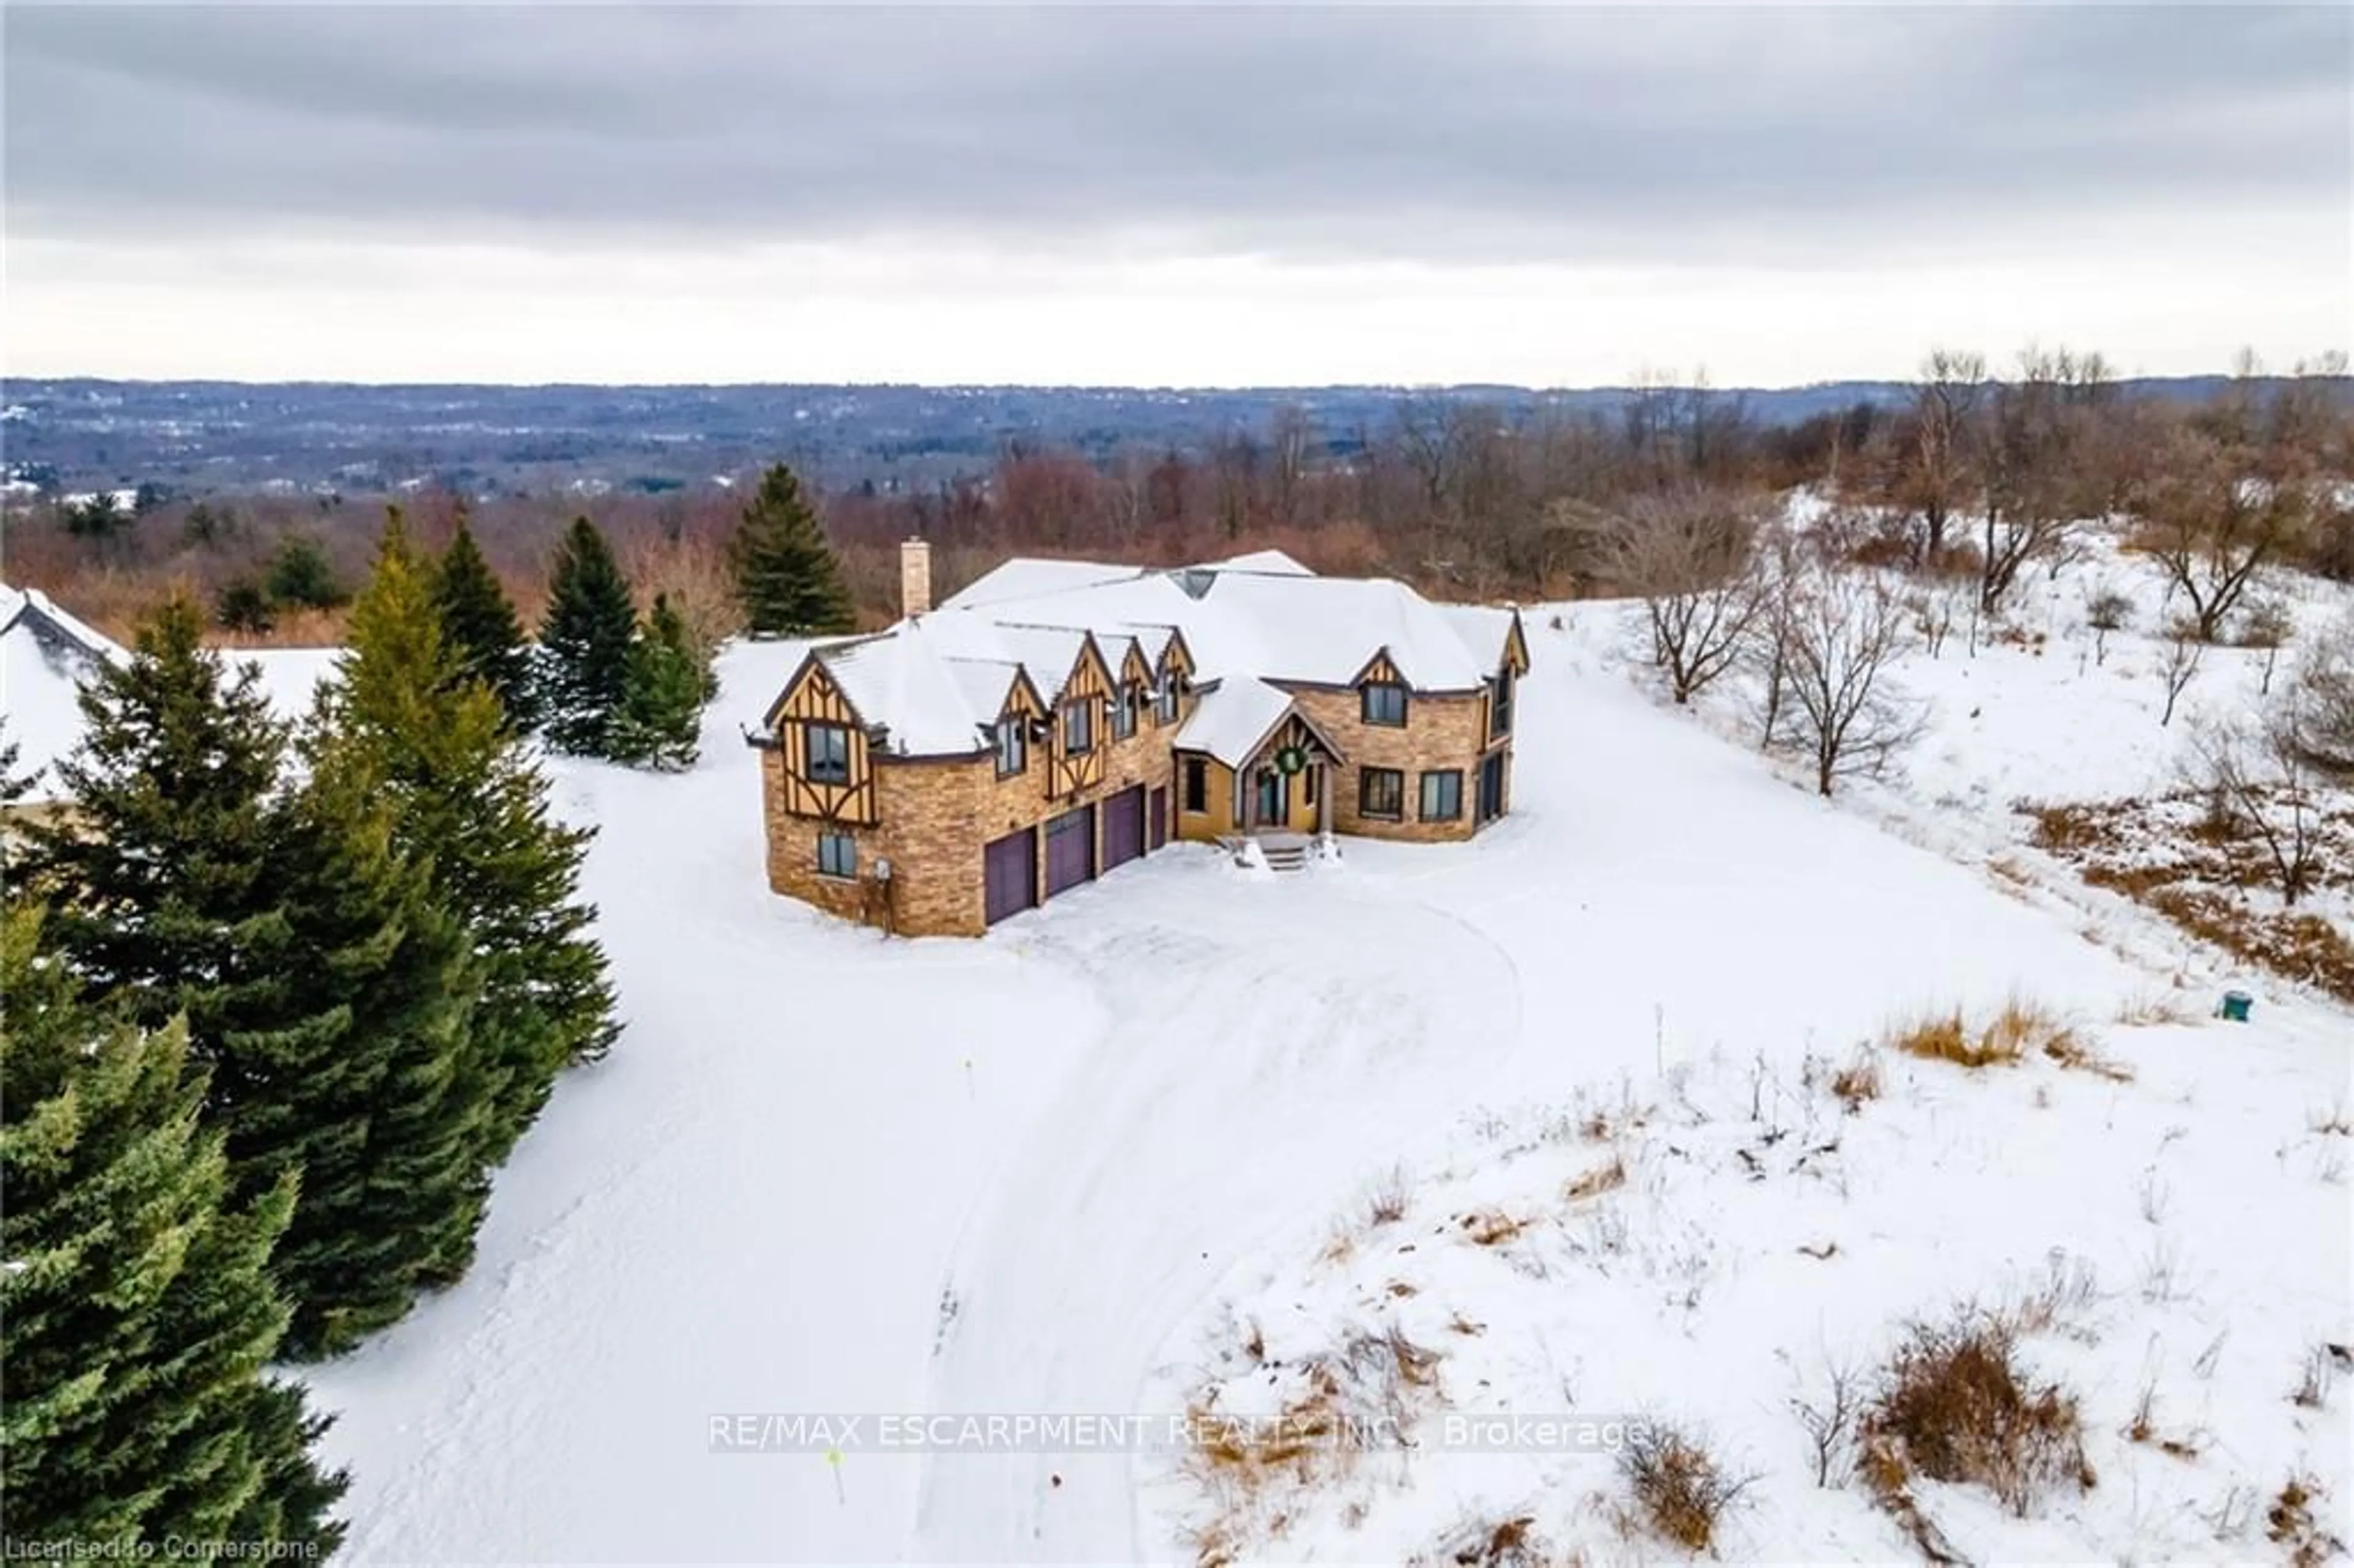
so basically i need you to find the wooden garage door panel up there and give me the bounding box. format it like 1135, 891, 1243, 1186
1043, 806, 1095, 899
983, 828, 1037, 926
1102, 785, 1145, 870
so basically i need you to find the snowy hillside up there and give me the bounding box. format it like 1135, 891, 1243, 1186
263, 538, 2354, 1566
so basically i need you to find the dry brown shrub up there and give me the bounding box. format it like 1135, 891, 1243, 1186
1564, 1155, 1628, 1202
1615, 1421, 1753, 1554
1830, 1050, 1883, 1111
2268, 1475, 2346, 1568
2113, 992, 2194, 1026
2042, 1032, 2135, 1083
1457, 1209, 1532, 1247
1407, 1512, 1561, 1568
1862, 1311, 2095, 1518
1887, 998, 2082, 1071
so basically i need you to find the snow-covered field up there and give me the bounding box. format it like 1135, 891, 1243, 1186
269, 541, 2349, 1564
13, 546, 2343, 1562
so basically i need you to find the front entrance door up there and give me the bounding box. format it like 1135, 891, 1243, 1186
1476, 750, 1506, 824
1254, 768, 1288, 828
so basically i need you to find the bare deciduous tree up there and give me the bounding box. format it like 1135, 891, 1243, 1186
1902, 348, 1987, 568
1773, 565, 1926, 795
2134, 426, 2314, 642
2285, 612, 2354, 778
1601, 488, 1769, 704
2191, 715, 2326, 905
2158, 634, 2203, 728
1792, 1358, 1867, 1488
1976, 346, 2106, 613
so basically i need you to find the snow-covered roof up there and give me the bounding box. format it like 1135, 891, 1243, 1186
2, 584, 125, 804
786, 555, 1517, 761
1172, 677, 1297, 768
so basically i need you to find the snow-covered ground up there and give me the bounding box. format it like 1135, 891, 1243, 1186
275, 544, 2348, 1564
8, 546, 2345, 1563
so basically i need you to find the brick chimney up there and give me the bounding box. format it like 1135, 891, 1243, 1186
899, 537, 933, 618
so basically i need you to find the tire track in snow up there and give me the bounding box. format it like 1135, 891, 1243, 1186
908, 866, 1525, 1562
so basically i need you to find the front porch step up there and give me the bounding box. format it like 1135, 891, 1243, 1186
1219, 831, 1330, 873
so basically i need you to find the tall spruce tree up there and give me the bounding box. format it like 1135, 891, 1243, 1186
1, 902, 348, 1551
20, 598, 291, 1042
324, 514, 617, 1171
538, 517, 636, 756
729, 463, 855, 637
227, 744, 491, 1355
610, 593, 709, 771
20, 595, 490, 1354
432, 513, 536, 731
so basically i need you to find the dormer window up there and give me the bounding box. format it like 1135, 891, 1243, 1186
1113, 685, 1138, 740
1490, 666, 1514, 739
1361, 681, 1408, 728
1157, 674, 1182, 724
995, 715, 1027, 777
1063, 698, 1095, 755
805, 721, 851, 783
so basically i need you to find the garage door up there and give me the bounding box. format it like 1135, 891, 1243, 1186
1102, 785, 1145, 872
983, 828, 1037, 926
1043, 806, 1095, 899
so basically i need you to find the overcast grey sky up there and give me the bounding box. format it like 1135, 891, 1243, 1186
6, 5, 2348, 386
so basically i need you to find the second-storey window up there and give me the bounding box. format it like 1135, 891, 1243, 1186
1361, 681, 1408, 727
1157, 676, 1182, 723
1063, 698, 1094, 755
995, 715, 1027, 777
1490, 668, 1515, 739
1113, 685, 1138, 740
805, 721, 851, 784
1183, 756, 1208, 813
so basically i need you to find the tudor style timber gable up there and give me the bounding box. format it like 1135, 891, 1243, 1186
1047, 634, 1114, 798
765, 655, 880, 825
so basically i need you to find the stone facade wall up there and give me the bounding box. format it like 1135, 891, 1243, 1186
1290, 687, 1504, 843
761, 690, 1194, 938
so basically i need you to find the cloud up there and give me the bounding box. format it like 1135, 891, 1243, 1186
7, 5, 2347, 267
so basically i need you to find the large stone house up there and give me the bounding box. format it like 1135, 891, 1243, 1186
748, 544, 1529, 936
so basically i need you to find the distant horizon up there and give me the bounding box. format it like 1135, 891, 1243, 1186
5, 364, 2334, 397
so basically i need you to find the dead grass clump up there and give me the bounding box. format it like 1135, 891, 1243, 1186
1367, 1165, 1412, 1227
1886, 997, 2076, 1070
2123, 1380, 2206, 1461
1564, 1154, 1628, 1203
1615, 1421, 1754, 1554
1457, 1209, 1533, 1247
2268, 1475, 2347, 1568
2312, 1102, 2353, 1138
1408, 1512, 1558, 1568
1830, 1050, 1883, 1112
2113, 991, 2195, 1026
2042, 1031, 2135, 1083
2291, 1342, 2339, 1410
1862, 1311, 2095, 1518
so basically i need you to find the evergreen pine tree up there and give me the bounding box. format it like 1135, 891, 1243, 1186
1, 902, 348, 1551
18, 597, 291, 1043
324, 514, 618, 1171
610, 593, 709, 771
432, 512, 536, 731
227, 743, 492, 1355
729, 463, 855, 637
20, 595, 490, 1353
538, 517, 636, 756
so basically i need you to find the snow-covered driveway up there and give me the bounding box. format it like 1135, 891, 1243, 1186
912, 870, 1522, 1560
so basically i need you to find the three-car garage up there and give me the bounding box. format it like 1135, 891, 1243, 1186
982, 788, 1162, 928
